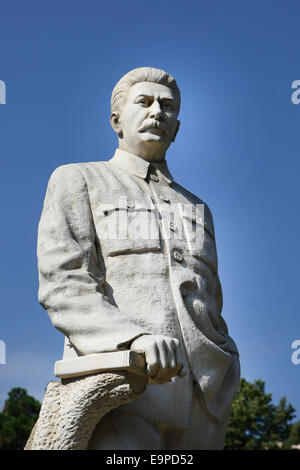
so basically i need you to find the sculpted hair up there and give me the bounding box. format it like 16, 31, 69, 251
111, 67, 181, 114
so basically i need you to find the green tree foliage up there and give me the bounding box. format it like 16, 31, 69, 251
0, 387, 41, 450
225, 378, 296, 450
282, 420, 300, 449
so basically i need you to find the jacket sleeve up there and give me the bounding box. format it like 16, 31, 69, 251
37, 164, 148, 355
205, 202, 239, 357
215, 274, 239, 355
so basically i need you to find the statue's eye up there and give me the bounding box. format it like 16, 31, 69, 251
162, 102, 172, 110
137, 98, 149, 106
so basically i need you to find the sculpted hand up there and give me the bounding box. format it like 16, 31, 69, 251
130, 335, 186, 384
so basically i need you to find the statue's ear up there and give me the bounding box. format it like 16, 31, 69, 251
110, 112, 123, 137
172, 120, 180, 142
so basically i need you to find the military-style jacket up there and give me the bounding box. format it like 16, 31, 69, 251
37, 149, 240, 428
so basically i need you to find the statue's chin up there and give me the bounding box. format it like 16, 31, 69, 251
138, 141, 170, 161
119, 134, 171, 160
139, 133, 170, 150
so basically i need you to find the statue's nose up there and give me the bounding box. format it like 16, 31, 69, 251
149, 101, 162, 120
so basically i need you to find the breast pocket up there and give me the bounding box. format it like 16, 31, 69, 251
94, 193, 161, 257
180, 203, 218, 274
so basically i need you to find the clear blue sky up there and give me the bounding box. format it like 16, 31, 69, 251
0, 0, 299, 420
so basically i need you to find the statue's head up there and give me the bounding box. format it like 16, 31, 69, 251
110, 67, 181, 161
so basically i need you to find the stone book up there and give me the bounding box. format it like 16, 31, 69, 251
54, 350, 147, 379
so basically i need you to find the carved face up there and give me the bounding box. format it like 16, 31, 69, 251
112, 81, 180, 161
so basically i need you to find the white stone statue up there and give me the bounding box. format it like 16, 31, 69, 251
29, 67, 240, 450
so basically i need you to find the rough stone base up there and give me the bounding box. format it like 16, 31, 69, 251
25, 371, 147, 450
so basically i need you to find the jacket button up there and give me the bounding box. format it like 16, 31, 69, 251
160, 194, 170, 203
150, 174, 159, 182
173, 250, 183, 262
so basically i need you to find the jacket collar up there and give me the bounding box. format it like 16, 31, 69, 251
109, 148, 174, 185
